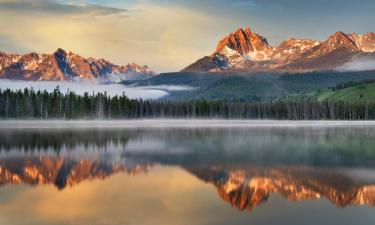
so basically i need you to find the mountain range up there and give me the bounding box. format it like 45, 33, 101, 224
183, 27, 375, 73
0, 48, 157, 81
1, 27, 374, 82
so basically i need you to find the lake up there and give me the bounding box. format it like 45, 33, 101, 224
0, 120, 375, 225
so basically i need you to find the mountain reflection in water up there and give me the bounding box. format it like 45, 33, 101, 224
1, 126, 375, 215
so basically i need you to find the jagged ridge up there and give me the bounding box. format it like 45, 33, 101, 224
0, 48, 157, 81
183, 27, 375, 72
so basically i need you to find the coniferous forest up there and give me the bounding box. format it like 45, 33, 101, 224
1, 87, 375, 120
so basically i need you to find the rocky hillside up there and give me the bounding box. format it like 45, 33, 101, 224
0, 48, 157, 81
183, 27, 375, 73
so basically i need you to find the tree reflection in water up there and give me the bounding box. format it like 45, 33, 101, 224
1, 126, 375, 211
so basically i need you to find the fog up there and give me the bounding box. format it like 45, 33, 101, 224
336, 58, 375, 72
0, 79, 194, 100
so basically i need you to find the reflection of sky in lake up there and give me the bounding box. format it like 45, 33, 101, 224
0, 121, 375, 225
1, 166, 375, 225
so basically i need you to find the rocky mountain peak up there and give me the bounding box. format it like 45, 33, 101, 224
273, 38, 321, 61
214, 27, 273, 64
183, 27, 375, 73
216, 28, 250, 54
0, 51, 7, 57
18, 52, 44, 70
349, 32, 375, 52
52, 48, 74, 78
54, 48, 68, 58
323, 31, 358, 51
216, 27, 271, 56
250, 32, 272, 51
244, 27, 252, 35
0, 48, 157, 81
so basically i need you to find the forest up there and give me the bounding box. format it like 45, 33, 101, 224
1, 87, 375, 120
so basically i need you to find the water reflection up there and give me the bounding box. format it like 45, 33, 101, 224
0, 125, 375, 224
189, 166, 375, 211
0, 156, 151, 190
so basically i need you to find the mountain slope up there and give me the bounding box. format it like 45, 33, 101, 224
183, 27, 375, 73
0, 48, 157, 81
317, 81, 375, 102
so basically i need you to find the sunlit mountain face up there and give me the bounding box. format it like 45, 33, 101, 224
183, 28, 375, 72
1, 126, 375, 214
0, 48, 157, 81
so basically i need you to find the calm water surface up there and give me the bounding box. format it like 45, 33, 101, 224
0, 120, 375, 225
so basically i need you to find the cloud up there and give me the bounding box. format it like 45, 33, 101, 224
147, 0, 262, 14
0, 0, 128, 17
336, 58, 375, 72
0, 1, 226, 72
0, 79, 195, 100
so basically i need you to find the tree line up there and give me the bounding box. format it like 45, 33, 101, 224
1, 87, 375, 120
330, 80, 375, 91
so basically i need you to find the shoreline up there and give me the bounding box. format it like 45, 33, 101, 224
1, 119, 375, 129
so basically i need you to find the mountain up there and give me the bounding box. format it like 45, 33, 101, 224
183, 27, 375, 73
0, 48, 157, 81
316, 80, 375, 102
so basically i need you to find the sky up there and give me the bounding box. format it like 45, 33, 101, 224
0, 0, 374, 73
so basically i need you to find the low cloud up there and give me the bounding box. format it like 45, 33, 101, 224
336, 58, 375, 72
0, 80, 194, 100
139, 85, 196, 92
0, 0, 128, 17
